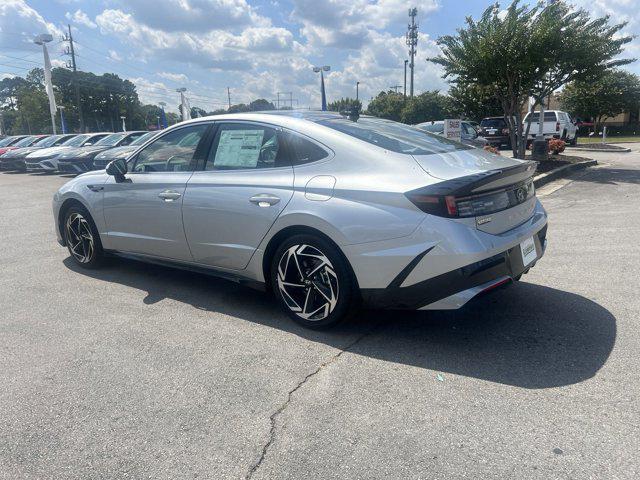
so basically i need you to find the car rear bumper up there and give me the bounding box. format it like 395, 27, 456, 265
361, 224, 547, 309
345, 199, 548, 310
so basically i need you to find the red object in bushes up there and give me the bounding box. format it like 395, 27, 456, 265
483, 145, 500, 155
548, 139, 566, 154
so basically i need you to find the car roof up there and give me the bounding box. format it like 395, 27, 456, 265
175, 110, 385, 131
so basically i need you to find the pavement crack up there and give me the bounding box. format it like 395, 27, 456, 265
244, 327, 375, 479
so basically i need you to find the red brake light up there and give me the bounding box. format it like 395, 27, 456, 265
445, 196, 457, 216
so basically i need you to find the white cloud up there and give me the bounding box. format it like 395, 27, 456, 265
116, 0, 270, 32
96, 9, 298, 72
65, 9, 97, 29
0, 0, 63, 51
158, 72, 188, 82
292, 0, 439, 49
108, 50, 122, 61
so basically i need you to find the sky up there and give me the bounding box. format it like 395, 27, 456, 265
0, 0, 638, 113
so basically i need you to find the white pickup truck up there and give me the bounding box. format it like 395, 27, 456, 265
523, 110, 578, 145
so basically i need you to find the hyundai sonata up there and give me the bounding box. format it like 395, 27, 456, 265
26, 133, 111, 172
52, 112, 547, 328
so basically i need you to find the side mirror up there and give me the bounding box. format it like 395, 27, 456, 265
106, 157, 127, 181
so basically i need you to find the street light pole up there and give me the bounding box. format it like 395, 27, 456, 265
313, 66, 330, 111
58, 106, 66, 134
34, 33, 57, 134
404, 60, 408, 97
356, 81, 360, 101
120, 116, 126, 132
176, 88, 188, 121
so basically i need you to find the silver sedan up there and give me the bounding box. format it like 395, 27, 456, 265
53, 112, 547, 328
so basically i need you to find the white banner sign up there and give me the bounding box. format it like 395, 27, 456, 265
444, 119, 461, 142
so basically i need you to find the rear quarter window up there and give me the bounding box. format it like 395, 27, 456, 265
286, 132, 329, 165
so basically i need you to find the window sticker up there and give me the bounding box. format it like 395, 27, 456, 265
214, 129, 265, 168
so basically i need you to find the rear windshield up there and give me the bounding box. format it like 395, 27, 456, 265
317, 117, 469, 155
63, 134, 91, 147
33, 135, 63, 147
526, 112, 557, 122
96, 133, 126, 146
0, 136, 21, 147
14, 136, 40, 147
480, 118, 506, 128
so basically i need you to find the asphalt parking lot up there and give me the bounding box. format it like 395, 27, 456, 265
1, 147, 639, 479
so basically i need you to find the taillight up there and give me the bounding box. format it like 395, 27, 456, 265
406, 179, 535, 218
502, 128, 509, 135
556, 122, 560, 131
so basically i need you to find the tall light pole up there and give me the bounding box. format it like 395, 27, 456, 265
159, 101, 167, 128
176, 87, 188, 121
34, 33, 57, 134
313, 66, 330, 111
406, 8, 418, 98
120, 116, 126, 132
356, 81, 360, 101
404, 60, 408, 97
58, 106, 66, 134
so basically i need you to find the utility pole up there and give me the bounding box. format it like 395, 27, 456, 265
406, 8, 418, 97
356, 81, 360, 101
64, 25, 84, 132
227, 87, 231, 109
389, 85, 402, 94
404, 60, 408, 97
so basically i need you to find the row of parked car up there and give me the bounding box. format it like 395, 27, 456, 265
414, 110, 579, 149
0, 131, 158, 174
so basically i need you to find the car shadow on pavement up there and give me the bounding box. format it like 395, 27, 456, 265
64, 256, 616, 390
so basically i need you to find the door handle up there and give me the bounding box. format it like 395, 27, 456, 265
249, 194, 281, 207
158, 190, 182, 202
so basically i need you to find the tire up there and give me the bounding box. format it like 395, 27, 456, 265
569, 132, 578, 146
63, 204, 104, 269
270, 234, 359, 329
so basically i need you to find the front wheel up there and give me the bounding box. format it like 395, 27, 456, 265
271, 234, 359, 329
63, 205, 104, 269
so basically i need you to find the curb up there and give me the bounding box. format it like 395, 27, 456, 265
569, 146, 631, 153
533, 159, 597, 188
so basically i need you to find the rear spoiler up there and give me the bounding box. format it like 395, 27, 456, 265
414, 161, 537, 197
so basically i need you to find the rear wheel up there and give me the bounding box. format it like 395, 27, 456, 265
270, 234, 358, 329
569, 132, 578, 146
63, 205, 104, 269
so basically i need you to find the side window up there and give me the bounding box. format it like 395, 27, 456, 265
286, 131, 329, 165
132, 124, 208, 173
205, 123, 288, 170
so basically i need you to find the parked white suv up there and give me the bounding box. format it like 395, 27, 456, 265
523, 110, 578, 146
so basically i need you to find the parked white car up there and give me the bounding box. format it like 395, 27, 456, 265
523, 110, 578, 145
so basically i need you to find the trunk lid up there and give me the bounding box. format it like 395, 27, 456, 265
411, 150, 537, 234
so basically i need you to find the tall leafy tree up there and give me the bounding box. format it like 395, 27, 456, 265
400, 90, 453, 124
328, 97, 362, 113
365, 91, 406, 121
430, 1, 634, 158
560, 70, 640, 131
448, 83, 502, 121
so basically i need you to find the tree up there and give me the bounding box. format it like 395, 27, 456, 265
560, 70, 640, 131
430, 1, 634, 158
328, 97, 362, 113
448, 83, 502, 121
365, 91, 406, 121
249, 99, 276, 111
400, 90, 452, 124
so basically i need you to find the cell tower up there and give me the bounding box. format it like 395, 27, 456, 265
406, 8, 418, 98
